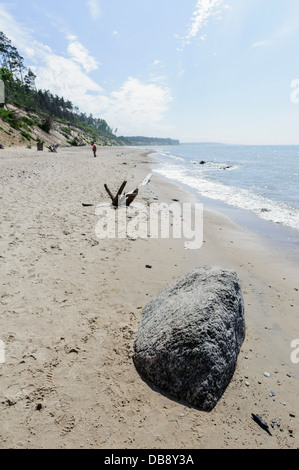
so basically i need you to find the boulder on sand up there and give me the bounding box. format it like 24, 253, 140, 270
133, 266, 246, 411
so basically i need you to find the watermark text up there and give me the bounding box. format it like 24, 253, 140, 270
290, 339, 299, 364
95, 201, 203, 250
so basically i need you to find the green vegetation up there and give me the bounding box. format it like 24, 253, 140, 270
119, 136, 180, 146
0, 31, 118, 144
38, 116, 52, 134
60, 125, 71, 136
0, 32, 179, 147
20, 130, 33, 141
21, 116, 36, 127
0, 107, 20, 129
68, 137, 79, 146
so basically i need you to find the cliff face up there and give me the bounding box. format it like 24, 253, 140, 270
0, 103, 120, 149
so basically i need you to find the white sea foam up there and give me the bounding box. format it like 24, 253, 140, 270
154, 165, 299, 231
155, 151, 185, 162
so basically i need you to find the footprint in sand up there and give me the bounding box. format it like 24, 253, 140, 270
54, 395, 76, 436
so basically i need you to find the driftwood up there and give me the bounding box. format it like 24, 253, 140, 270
104, 181, 138, 207
47, 144, 59, 153
125, 189, 139, 207
104, 173, 152, 208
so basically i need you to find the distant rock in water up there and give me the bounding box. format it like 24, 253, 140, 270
133, 266, 245, 411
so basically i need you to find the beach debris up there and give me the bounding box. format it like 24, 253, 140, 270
290, 413, 296, 418
47, 144, 59, 152
82, 203, 94, 207
133, 266, 245, 411
104, 173, 152, 208
0, 144, 4, 149
264, 372, 271, 377
251, 414, 272, 436
139, 173, 152, 187
104, 181, 132, 207
145, 265, 152, 269
269, 391, 276, 397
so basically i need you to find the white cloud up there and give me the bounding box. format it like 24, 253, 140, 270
0, 5, 172, 136
182, 0, 225, 45
87, 0, 101, 20
32, 55, 104, 99
0, 4, 51, 59
105, 78, 173, 135
250, 41, 271, 49
250, 18, 299, 50
148, 60, 168, 84
66, 35, 99, 72
32, 54, 172, 134
189, 0, 222, 38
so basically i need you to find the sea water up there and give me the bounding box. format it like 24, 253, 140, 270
146, 143, 299, 245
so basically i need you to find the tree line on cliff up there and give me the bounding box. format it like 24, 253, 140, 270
0, 32, 179, 146
119, 136, 180, 146
0, 31, 115, 141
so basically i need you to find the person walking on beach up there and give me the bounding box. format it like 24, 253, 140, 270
92, 143, 97, 158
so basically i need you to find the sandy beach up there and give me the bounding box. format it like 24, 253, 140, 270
0, 145, 298, 449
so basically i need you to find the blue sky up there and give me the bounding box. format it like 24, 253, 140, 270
1, 0, 299, 144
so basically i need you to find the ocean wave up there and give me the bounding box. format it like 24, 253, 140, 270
154, 151, 185, 162
154, 166, 299, 231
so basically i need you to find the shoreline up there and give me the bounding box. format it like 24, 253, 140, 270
145, 148, 299, 256
0, 145, 298, 449
155, 173, 299, 267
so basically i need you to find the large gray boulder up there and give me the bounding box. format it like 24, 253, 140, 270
133, 266, 245, 411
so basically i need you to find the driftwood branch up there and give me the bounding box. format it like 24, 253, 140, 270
104, 181, 128, 207
47, 144, 59, 153
104, 184, 115, 202
104, 181, 138, 207
104, 173, 151, 208
125, 189, 139, 206
114, 181, 127, 204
